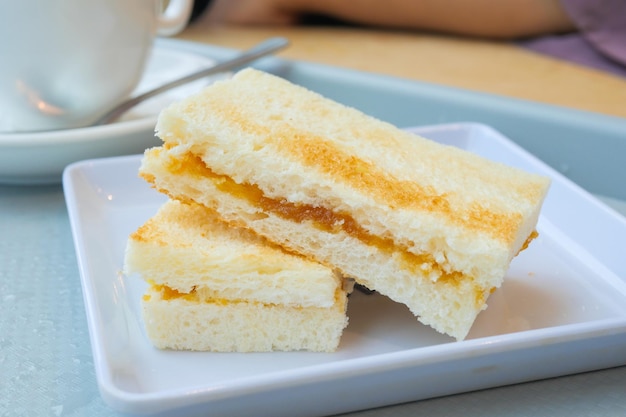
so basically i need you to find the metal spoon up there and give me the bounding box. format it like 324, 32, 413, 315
93, 37, 290, 126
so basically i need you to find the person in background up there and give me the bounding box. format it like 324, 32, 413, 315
189, 0, 626, 79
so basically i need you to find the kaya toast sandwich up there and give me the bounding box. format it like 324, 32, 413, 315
139, 68, 550, 341
124, 199, 351, 352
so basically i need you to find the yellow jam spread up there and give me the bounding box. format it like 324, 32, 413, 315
145, 284, 346, 310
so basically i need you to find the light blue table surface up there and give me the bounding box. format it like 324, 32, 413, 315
2, 39, 626, 417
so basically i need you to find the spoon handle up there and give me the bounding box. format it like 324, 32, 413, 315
95, 37, 290, 126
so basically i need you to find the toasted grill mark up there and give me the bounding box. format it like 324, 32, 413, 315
282, 133, 521, 244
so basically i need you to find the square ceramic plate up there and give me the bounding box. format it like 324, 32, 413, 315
63, 123, 626, 417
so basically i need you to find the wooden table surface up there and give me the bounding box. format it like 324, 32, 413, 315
177, 24, 626, 119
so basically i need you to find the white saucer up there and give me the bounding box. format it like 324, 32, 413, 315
0, 46, 226, 185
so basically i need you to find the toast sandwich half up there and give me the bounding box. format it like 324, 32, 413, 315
124, 199, 350, 352
139, 68, 550, 340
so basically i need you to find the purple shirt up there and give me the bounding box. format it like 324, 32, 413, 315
521, 0, 626, 78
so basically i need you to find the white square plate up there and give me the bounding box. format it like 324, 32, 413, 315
63, 123, 626, 417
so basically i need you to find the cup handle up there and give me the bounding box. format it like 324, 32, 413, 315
156, 0, 193, 37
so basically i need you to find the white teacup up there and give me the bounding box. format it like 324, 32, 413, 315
0, 0, 193, 133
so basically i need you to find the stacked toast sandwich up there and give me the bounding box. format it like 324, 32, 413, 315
129, 68, 550, 347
